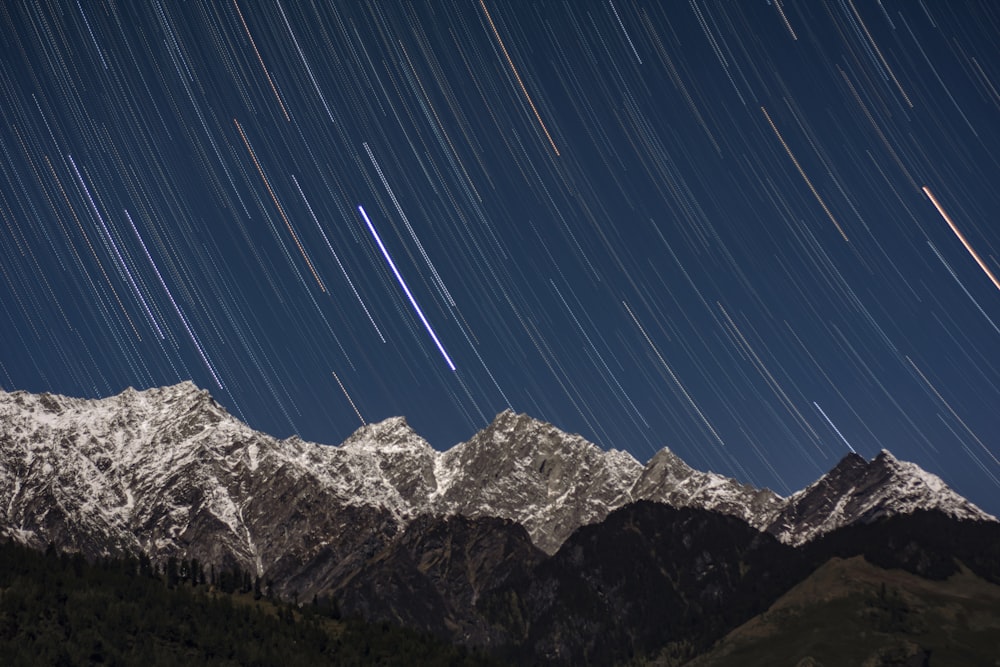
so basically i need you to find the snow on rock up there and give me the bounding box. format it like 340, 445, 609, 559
766, 449, 996, 546
632, 447, 785, 530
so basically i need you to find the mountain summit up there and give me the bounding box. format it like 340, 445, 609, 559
0, 383, 994, 599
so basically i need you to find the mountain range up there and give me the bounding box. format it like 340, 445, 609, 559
1, 382, 997, 663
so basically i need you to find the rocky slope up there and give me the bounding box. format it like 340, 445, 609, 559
631, 447, 785, 532
0, 382, 405, 599
432, 409, 642, 553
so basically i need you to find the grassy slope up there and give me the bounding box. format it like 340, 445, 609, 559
675, 555, 1000, 667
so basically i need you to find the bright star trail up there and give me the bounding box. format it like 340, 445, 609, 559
357, 204, 456, 373
1, 1, 999, 516
814, 402, 857, 455
923, 185, 1000, 294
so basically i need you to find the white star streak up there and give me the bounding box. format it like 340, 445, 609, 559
332, 369, 365, 426
357, 204, 456, 372
609, 0, 642, 65
623, 300, 727, 450
125, 210, 225, 389
813, 402, 856, 453
906, 355, 999, 468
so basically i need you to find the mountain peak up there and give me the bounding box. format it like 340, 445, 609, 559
643, 447, 693, 475
356, 415, 413, 437
832, 450, 867, 470
341, 415, 432, 456
485, 408, 549, 436
875, 448, 898, 462
113, 381, 220, 415
477, 410, 601, 461
166, 379, 201, 391
134, 380, 203, 397
492, 407, 518, 421
434, 411, 642, 553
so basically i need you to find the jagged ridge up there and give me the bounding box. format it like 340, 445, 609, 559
0, 382, 993, 601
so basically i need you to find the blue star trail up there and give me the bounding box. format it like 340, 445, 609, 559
1, 1, 999, 515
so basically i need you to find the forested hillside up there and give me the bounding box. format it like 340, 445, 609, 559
0, 541, 497, 666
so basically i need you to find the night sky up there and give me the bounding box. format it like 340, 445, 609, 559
2, 1, 999, 514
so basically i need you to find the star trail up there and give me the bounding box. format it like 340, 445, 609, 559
2, 1, 999, 514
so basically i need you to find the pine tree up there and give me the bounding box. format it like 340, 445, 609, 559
166, 556, 179, 588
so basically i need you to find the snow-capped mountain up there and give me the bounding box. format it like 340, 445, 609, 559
765, 449, 994, 545
0, 382, 994, 597
0, 383, 642, 598
0, 382, 405, 599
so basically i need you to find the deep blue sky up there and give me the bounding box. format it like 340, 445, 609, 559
2, 1, 999, 514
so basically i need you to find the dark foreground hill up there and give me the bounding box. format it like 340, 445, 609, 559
682, 555, 1000, 667
678, 510, 1000, 667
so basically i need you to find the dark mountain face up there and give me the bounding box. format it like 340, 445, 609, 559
474, 505, 1000, 666
482, 502, 809, 665
804, 509, 1000, 584
331, 514, 545, 646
